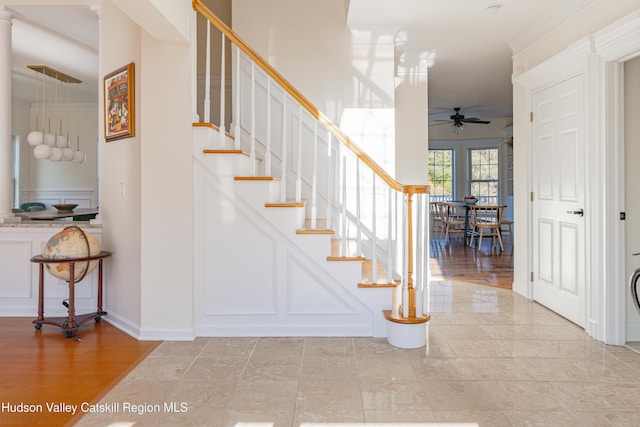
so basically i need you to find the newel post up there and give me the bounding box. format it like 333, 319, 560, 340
384, 184, 430, 348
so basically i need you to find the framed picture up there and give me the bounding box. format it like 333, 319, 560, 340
103, 63, 135, 141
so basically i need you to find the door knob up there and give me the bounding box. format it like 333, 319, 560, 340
566, 209, 584, 217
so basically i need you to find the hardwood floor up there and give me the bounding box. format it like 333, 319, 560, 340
0, 318, 159, 427
430, 234, 514, 289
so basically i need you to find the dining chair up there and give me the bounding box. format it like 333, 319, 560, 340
442, 203, 466, 244
430, 202, 446, 240
500, 219, 513, 246
469, 205, 504, 251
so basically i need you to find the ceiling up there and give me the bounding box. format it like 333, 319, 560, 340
9, 0, 595, 122
9, 4, 99, 106
347, 0, 595, 121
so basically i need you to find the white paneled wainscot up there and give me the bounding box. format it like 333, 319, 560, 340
0, 223, 103, 318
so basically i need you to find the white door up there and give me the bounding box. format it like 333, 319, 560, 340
531, 75, 586, 326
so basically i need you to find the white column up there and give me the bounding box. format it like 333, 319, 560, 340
395, 52, 429, 185
0, 8, 17, 223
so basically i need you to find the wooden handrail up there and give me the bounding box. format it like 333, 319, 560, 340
193, 0, 414, 193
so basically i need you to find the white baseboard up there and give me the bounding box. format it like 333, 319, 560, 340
101, 310, 142, 340
138, 326, 195, 341
626, 321, 640, 342
194, 323, 372, 337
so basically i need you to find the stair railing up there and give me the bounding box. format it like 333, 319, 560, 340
192, 0, 429, 324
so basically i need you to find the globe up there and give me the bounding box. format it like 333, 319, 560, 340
42, 226, 101, 282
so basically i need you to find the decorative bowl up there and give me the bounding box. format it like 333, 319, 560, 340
463, 197, 479, 205
52, 203, 78, 212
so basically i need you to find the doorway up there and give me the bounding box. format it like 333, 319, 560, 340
531, 75, 586, 327
624, 55, 640, 343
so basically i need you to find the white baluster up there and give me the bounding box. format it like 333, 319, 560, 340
296, 106, 303, 204
234, 46, 241, 150
204, 21, 211, 125
387, 187, 393, 284
356, 159, 362, 257
415, 192, 424, 318
311, 121, 318, 230
265, 78, 271, 176
280, 96, 287, 203
326, 129, 332, 230
218, 33, 226, 148
371, 172, 377, 284
341, 155, 347, 257
402, 192, 409, 319
424, 196, 430, 316
250, 61, 256, 175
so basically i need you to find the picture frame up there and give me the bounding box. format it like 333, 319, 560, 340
103, 63, 135, 141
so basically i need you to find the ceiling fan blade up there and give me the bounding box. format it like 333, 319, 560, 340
429, 121, 454, 127
461, 119, 491, 124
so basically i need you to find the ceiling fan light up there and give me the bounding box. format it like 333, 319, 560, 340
451, 122, 464, 134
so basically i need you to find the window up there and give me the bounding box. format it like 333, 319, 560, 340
12, 136, 19, 208
428, 149, 454, 202
469, 148, 499, 204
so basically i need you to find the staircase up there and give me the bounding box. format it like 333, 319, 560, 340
192, 1, 430, 346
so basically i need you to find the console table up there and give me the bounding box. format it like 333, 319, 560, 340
30, 251, 112, 338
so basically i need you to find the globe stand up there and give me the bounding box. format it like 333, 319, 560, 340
31, 251, 111, 338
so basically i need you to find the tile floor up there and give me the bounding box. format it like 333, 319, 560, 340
75, 280, 640, 427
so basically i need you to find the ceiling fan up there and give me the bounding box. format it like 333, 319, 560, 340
430, 107, 491, 133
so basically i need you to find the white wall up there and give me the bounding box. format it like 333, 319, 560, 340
232, 0, 404, 181
99, 0, 143, 334
625, 56, 640, 334
101, 0, 194, 339
512, 0, 640, 75
512, 5, 640, 344
138, 30, 193, 339
232, 0, 357, 124
511, 3, 640, 298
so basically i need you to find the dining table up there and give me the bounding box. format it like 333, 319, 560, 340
441, 201, 506, 246
16, 208, 99, 221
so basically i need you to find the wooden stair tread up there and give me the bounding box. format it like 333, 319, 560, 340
296, 219, 335, 234
265, 200, 306, 208
358, 282, 399, 288
329, 238, 364, 259
326, 256, 366, 262
234, 176, 275, 181
360, 259, 397, 286
192, 122, 236, 140
203, 149, 245, 155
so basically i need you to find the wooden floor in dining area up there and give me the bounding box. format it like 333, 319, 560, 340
429, 234, 514, 289
0, 318, 159, 427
